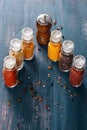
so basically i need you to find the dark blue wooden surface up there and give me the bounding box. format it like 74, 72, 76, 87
0, 0, 87, 130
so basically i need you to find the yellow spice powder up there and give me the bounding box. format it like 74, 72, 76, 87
48, 41, 62, 62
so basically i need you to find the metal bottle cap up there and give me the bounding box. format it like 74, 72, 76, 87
10, 39, 21, 52
62, 40, 74, 53
74, 55, 86, 69
4, 56, 16, 69
37, 14, 52, 25
51, 30, 62, 43
21, 27, 33, 41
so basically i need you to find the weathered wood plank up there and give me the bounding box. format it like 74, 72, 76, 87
0, 0, 87, 130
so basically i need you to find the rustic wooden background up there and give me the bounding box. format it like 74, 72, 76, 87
0, 0, 87, 130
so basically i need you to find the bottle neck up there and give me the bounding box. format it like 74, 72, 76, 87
73, 65, 84, 71
10, 48, 21, 53
22, 37, 34, 43
62, 48, 73, 56
4, 66, 16, 71
50, 38, 61, 44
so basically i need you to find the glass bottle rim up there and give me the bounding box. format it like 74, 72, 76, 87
4, 55, 16, 69
51, 30, 62, 43
37, 13, 52, 24
62, 40, 74, 53
10, 38, 21, 52
73, 55, 86, 69
21, 27, 33, 41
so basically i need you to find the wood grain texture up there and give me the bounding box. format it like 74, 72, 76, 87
0, 0, 87, 130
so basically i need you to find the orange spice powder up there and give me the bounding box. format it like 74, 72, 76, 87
22, 40, 34, 60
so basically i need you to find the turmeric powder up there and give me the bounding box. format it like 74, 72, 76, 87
48, 41, 62, 61
48, 30, 62, 62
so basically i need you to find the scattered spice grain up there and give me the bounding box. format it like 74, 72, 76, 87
38, 48, 41, 51
48, 65, 52, 70
17, 97, 22, 102
45, 104, 50, 111
48, 73, 51, 77
37, 96, 43, 102
7, 101, 11, 106
37, 80, 42, 85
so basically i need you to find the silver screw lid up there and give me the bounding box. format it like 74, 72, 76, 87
37, 14, 52, 24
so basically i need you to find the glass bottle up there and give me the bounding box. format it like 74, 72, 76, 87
69, 55, 86, 87
9, 38, 24, 70
59, 40, 74, 72
48, 30, 62, 62
21, 27, 35, 60
36, 14, 55, 45
3, 55, 18, 88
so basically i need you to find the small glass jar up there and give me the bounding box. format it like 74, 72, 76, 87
48, 30, 62, 62
36, 14, 52, 45
59, 40, 74, 72
3, 55, 18, 88
21, 27, 35, 60
69, 55, 86, 87
9, 39, 24, 70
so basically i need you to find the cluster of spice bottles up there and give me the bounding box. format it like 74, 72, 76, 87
3, 27, 35, 88
47, 30, 86, 87
2, 13, 86, 88
36, 13, 86, 87
58, 41, 86, 87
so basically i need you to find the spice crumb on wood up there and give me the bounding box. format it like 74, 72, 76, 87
37, 80, 42, 85
38, 48, 41, 51
45, 104, 50, 111
48, 65, 52, 70
7, 101, 11, 106
17, 97, 22, 102
48, 73, 51, 77
37, 95, 43, 102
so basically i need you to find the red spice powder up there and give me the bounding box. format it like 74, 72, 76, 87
69, 67, 84, 87
3, 67, 17, 87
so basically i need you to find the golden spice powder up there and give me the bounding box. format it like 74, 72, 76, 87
21, 27, 35, 60
9, 39, 24, 70
21, 39, 34, 60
